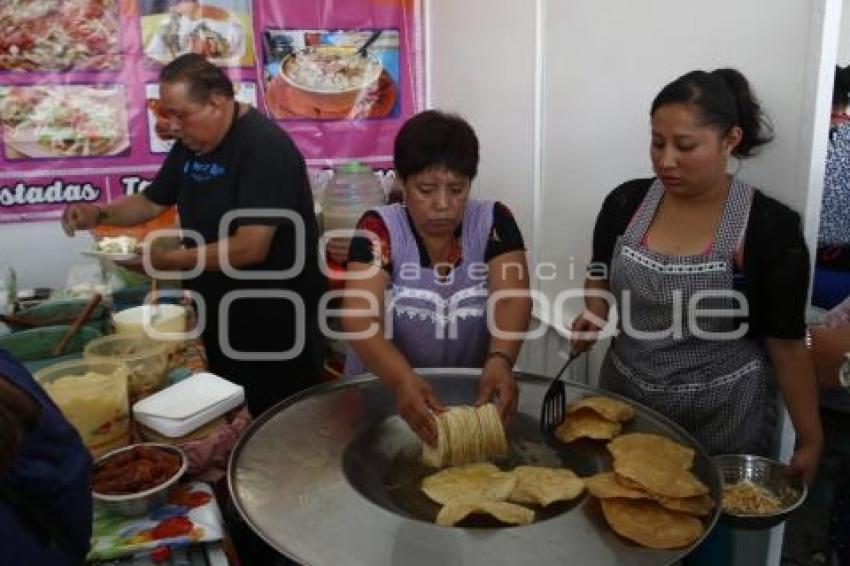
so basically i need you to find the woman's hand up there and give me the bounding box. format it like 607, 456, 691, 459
477, 356, 519, 424
765, 337, 823, 487
392, 375, 444, 445
786, 437, 823, 486
570, 310, 606, 353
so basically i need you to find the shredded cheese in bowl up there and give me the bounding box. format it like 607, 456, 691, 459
721, 480, 784, 514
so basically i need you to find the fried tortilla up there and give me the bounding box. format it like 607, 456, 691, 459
607, 433, 694, 469
601, 498, 704, 549
421, 462, 517, 506
554, 408, 622, 443
436, 499, 535, 527
508, 466, 585, 507
567, 396, 636, 423
584, 472, 652, 500
654, 493, 716, 517
612, 455, 709, 499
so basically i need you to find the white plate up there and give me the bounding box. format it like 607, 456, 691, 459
6, 135, 130, 159
81, 250, 140, 262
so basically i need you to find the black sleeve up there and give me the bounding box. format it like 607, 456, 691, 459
234, 120, 304, 226
590, 178, 652, 268
142, 145, 184, 206
743, 191, 811, 339
484, 202, 526, 262
347, 211, 390, 270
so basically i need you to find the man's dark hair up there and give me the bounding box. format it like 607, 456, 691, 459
159, 53, 234, 103
394, 110, 479, 181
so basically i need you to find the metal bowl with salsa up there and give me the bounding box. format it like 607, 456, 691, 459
92, 443, 187, 516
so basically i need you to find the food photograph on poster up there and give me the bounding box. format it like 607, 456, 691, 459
139, 0, 255, 67
0, 84, 130, 159
262, 29, 401, 120
0, 0, 122, 71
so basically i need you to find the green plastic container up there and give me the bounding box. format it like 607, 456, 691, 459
0, 324, 103, 373
10, 298, 109, 333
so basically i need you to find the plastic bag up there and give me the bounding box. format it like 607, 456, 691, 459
59, 262, 112, 300
0, 261, 16, 315
87, 481, 224, 560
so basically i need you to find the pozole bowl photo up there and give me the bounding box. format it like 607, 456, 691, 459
278, 46, 383, 114
712, 453, 807, 530
92, 443, 187, 517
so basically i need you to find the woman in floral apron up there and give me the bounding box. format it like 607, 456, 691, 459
342, 111, 532, 444
572, 69, 822, 484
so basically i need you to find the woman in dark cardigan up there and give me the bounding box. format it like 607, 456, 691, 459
571, 68, 822, 483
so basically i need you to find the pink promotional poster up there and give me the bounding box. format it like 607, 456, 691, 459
0, 0, 424, 223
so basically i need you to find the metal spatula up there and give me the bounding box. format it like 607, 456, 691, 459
540, 350, 582, 434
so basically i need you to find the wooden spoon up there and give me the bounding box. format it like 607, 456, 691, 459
149, 279, 159, 306
148, 279, 162, 324
51, 292, 103, 356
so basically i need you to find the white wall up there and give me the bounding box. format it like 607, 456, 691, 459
536, 0, 834, 304
428, 0, 837, 320
0, 222, 92, 289
426, 0, 539, 260
840, 0, 850, 64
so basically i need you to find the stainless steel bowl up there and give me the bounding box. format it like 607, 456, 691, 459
92, 443, 187, 517
712, 454, 807, 530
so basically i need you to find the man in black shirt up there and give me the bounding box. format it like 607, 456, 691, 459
62, 54, 325, 415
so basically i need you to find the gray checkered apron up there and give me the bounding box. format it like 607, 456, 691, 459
599, 179, 775, 455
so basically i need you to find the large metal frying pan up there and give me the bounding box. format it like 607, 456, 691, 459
228, 368, 721, 565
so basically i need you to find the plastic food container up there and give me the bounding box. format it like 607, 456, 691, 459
8, 297, 109, 332
34, 358, 130, 458
0, 324, 102, 373
322, 162, 385, 230
84, 335, 169, 402
112, 304, 188, 353
133, 372, 244, 438
321, 161, 386, 263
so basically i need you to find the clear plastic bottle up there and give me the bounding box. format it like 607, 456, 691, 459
387, 175, 404, 204
322, 161, 386, 264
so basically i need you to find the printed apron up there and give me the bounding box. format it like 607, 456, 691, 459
599, 179, 775, 455
344, 201, 494, 376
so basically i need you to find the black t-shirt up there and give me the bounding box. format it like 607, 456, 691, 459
590, 178, 810, 340
143, 106, 325, 325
